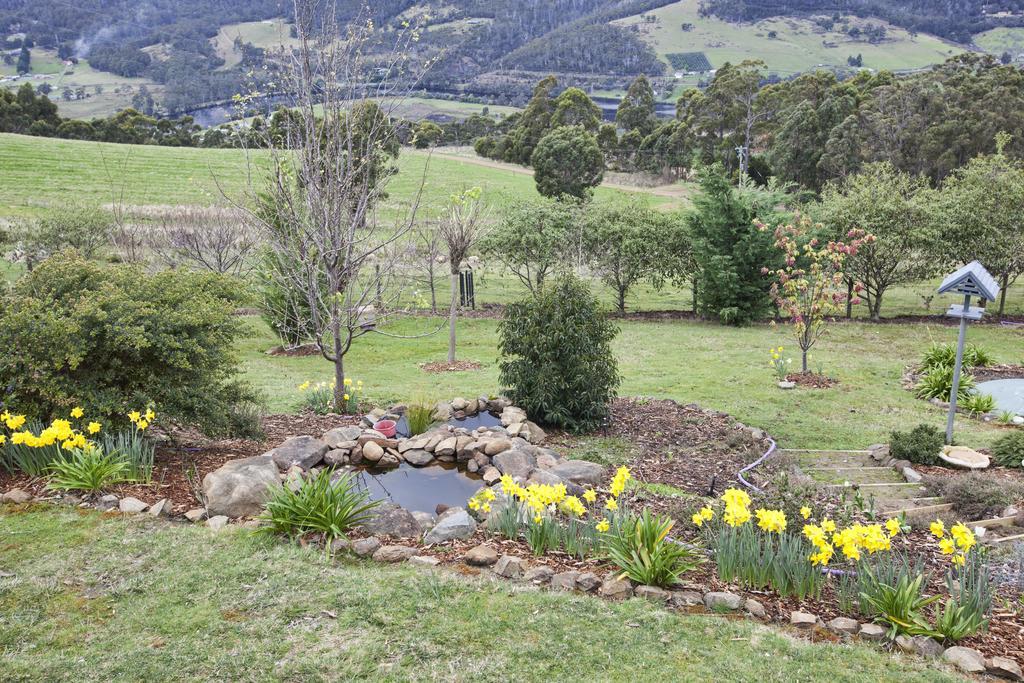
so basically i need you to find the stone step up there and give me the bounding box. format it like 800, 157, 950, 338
826, 482, 929, 500
989, 531, 1024, 545
883, 500, 954, 520
810, 468, 908, 485
786, 450, 877, 469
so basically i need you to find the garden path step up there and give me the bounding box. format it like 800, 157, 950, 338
807, 468, 910, 485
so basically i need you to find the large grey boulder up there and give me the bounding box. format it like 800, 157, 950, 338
424, 507, 477, 544
550, 460, 605, 487
322, 426, 362, 449
492, 449, 536, 479
360, 503, 421, 538
403, 449, 433, 466
271, 436, 329, 471
203, 455, 282, 518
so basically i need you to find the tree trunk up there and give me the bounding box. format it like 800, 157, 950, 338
617, 285, 626, 313
448, 269, 459, 363
871, 294, 883, 321
845, 278, 853, 319
999, 273, 1009, 319
802, 348, 808, 373
332, 319, 346, 414
429, 271, 437, 314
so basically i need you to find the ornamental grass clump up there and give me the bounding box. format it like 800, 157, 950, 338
919, 342, 993, 373
258, 469, 380, 556
46, 444, 129, 494
603, 509, 702, 588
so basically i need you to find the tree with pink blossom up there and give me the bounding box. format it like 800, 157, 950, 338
759, 216, 870, 374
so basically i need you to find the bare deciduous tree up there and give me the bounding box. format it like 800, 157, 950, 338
438, 187, 489, 362
413, 219, 446, 314
148, 206, 259, 276
236, 0, 436, 412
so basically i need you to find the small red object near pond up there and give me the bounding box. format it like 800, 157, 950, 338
373, 419, 397, 437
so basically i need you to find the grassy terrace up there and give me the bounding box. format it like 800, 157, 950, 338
0, 508, 958, 682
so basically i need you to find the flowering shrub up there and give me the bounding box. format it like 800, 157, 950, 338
297, 378, 363, 415
760, 216, 867, 373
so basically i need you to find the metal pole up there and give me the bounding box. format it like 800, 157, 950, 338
946, 294, 971, 444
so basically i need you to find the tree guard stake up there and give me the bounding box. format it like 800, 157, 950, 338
937, 261, 1001, 444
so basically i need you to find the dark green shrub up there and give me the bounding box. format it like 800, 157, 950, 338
498, 274, 620, 432
993, 431, 1024, 468
923, 472, 1024, 519
889, 423, 944, 466
0, 251, 254, 435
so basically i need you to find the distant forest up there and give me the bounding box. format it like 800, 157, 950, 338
699, 0, 1024, 44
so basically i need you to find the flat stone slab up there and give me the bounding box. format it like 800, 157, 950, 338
940, 445, 990, 470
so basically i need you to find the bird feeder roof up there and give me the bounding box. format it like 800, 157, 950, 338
937, 261, 1001, 302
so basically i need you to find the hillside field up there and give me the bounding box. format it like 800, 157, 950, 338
974, 27, 1024, 57
614, 0, 963, 96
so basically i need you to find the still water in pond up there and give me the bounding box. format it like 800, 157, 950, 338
977, 379, 1024, 416
351, 462, 483, 513
446, 411, 503, 430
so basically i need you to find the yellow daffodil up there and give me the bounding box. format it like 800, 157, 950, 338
87, 421, 101, 434
145, 408, 155, 421
596, 518, 610, 533
298, 381, 310, 391
343, 394, 350, 401
951, 554, 966, 567
5, 414, 25, 430
128, 410, 141, 424
70, 407, 84, 419
938, 538, 956, 555
344, 378, 352, 386
885, 518, 901, 537
755, 508, 787, 534
582, 488, 597, 503
699, 506, 713, 521
692, 512, 704, 527
721, 487, 751, 509
481, 503, 491, 514
136, 419, 149, 430
800, 506, 811, 519
821, 518, 836, 533
605, 498, 618, 512
930, 519, 945, 539
0, 435, 6, 445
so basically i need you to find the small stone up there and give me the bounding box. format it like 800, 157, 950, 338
987, 656, 1024, 681
271, 435, 329, 470
352, 537, 382, 557
322, 449, 350, 466
434, 437, 458, 457
898, 635, 942, 658
423, 508, 477, 544
373, 545, 418, 563
789, 611, 817, 629
118, 497, 148, 514
206, 515, 229, 531
148, 498, 172, 517
527, 469, 563, 487
184, 508, 207, 523
330, 537, 351, 553
411, 510, 435, 533
285, 465, 305, 491
827, 617, 859, 635
551, 571, 579, 591
902, 466, 922, 483
500, 406, 527, 426
484, 438, 512, 456
635, 585, 669, 603
377, 452, 400, 468
492, 449, 536, 479
482, 467, 502, 485
96, 495, 119, 511
322, 426, 362, 448
523, 566, 554, 584
465, 544, 500, 566
362, 441, 385, 463
576, 572, 601, 592
598, 577, 633, 600
494, 555, 526, 578
361, 504, 422, 538
703, 591, 743, 611
669, 590, 704, 608
2, 488, 32, 504
778, 380, 796, 389
403, 449, 433, 467
522, 421, 547, 444
858, 623, 886, 641
535, 450, 560, 470
744, 598, 767, 619
943, 646, 985, 674
408, 555, 440, 567
1013, 416, 1024, 425
451, 397, 469, 411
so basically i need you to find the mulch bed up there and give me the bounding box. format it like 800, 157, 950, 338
419, 360, 484, 373
973, 364, 1024, 383
785, 372, 838, 389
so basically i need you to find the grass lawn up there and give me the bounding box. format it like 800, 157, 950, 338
614, 0, 962, 80
0, 134, 678, 220
239, 312, 1023, 451
973, 27, 1024, 56
0, 507, 959, 682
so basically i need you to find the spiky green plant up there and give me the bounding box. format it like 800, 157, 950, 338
46, 445, 128, 494
603, 509, 703, 588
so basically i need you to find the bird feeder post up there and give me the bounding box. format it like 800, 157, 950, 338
937, 261, 1001, 445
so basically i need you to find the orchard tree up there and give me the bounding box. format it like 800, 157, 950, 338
531, 125, 604, 200
581, 199, 681, 312
815, 162, 938, 320
760, 215, 867, 372
438, 187, 489, 362
936, 133, 1024, 318
480, 197, 576, 294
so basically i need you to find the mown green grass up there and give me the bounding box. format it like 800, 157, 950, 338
973, 27, 1024, 56
0, 133, 670, 220
0, 507, 959, 682
240, 311, 1022, 451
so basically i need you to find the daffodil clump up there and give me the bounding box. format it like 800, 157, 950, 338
297, 378, 363, 414
467, 466, 632, 558
768, 346, 792, 381
929, 519, 976, 567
